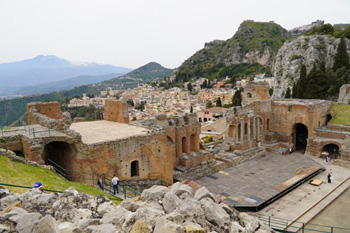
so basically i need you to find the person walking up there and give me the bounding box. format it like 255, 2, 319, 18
97, 177, 104, 190
326, 156, 331, 164
32, 182, 44, 192
112, 174, 119, 195
327, 173, 332, 183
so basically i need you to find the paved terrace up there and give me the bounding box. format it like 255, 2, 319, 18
195, 152, 323, 209
69, 120, 149, 144
1, 124, 67, 139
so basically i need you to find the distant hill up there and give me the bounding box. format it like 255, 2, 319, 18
176, 20, 290, 81
5, 73, 123, 97
0, 62, 174, 126
0, 55, 132, 98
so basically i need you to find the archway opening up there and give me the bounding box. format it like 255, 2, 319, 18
190, 134, 196, 152
326, 114, 332, 124
228, 125, 235, 139
238, 124, 241, 141
322, 144, 340, 159
166, 135, 174, 146
131, 160, 139, 177
13, 150, 24, 158
43, 141, 76, 180
182, 136, 187, 154
293, 123, 308, 151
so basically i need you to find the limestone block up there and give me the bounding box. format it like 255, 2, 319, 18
130, 220, 152, 233
163, 192, 182, 214
194, 187, 217, 203
72, 209, 92, 224
0, 188, 9, 199
154, 216, 185, 233
171, 182, 193, 197
184, 224, 206, 233
86, 224, 117, 233
141, 185, 169, 202
57, 222, 77, 233
238, 212, 260, 232
15, 212, 41, 233
97, 202, 117, 217
200, 199, 230, 226
179, 198, 202, 218
32, 215, 60, 233
230, 221, 245, 233
0, 194, 20, 210
77, 219, 101, 229
63, 186, 79, 197
134, 206, 164, 223
121, 200, 145, 212
2, 207, 27, 223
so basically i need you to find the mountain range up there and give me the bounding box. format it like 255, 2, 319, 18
0, 61, 174, 126
0, 55, 132, 98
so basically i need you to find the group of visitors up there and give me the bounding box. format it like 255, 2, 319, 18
97, 174, 120, 195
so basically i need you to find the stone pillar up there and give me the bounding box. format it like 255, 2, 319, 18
253, 116, 256, 141
240, 118, 244, 143
256, 117, 261, 147
247, 115, 251, 141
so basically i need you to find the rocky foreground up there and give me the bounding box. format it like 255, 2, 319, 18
0, 183, 274, 233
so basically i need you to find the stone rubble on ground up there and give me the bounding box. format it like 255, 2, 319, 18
0, 183, 274, 233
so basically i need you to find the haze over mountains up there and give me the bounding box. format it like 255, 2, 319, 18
0, 55, 132, 98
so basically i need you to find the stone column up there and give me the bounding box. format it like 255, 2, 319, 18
256, 117, 260, 143
253, 116, 256, 141
240, 118, 244, 143
247, 115, 251, 141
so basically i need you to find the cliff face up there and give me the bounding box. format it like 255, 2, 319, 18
272, 36, 350, 99
177, 20, 290, 79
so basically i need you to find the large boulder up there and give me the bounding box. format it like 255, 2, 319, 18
15, 212, 41, 233
194, 187, 217, 203
32, 215, 59, 233
141, 185, 169, 202
163, 192, 182, 214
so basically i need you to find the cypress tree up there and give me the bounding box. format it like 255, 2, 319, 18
216, 97, 222, 107
333, 37, 350, 72
285, 87, 291, 98
232, 90, 242, 106
292, 82, 297, 98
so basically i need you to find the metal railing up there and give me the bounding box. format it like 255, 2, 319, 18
0, 182, 122, 201
315, 126, 350, 135
0, 126, 64, 137
148, 172, 172, 186
48, 159, 141, 199
251, 214, 350, 233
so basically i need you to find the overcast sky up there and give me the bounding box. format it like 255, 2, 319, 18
0, 0, 349, 69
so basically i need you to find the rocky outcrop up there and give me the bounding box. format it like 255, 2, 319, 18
0, 184, 274, 233
272, 35, 350, 99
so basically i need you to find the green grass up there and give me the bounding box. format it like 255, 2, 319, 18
0, 155, 121, 204
328, 104, 350, 125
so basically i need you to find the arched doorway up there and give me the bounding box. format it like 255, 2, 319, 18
13, 150, 24, 158
190, 134, 196, 152
293, 123, 308, 151
326, 114, 332, 124
43, 141, 76, 180
322, 144, 340, 159
131, 160, 139, 177
182, 136, 187, 154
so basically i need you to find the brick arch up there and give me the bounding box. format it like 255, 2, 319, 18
321, 141, 342, 151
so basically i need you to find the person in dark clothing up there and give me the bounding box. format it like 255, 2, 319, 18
97, 177, 104, 190
327, 173, 332, 183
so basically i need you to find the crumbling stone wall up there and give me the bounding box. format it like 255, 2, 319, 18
104, 99, 129, 123
225, 101, 272, 151
242, 82, 270, 106
27, 102, 72, 130
338, 84, 350, 103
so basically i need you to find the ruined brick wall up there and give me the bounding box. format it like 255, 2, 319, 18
27, 102, 72, 130
225, 101, 271, 151
271, 100, 331, 144
104, 99, 129, 123
242, 82, 270, 106
27, 102, 63, 125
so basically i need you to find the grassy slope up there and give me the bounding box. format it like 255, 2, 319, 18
328, 104, 350, 125
0, 155, 121, 204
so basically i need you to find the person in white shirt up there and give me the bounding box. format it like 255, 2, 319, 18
112, 174, 119, 195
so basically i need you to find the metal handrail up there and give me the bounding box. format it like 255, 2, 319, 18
0, 182, 122, 201
251, 213, 350, 233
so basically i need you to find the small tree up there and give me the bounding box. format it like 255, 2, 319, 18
201, 80, 208, 89
206, 101, 213, 109
333, 37, 350, 72
216, 97, 222, 107
190, 106, 193, 113
285, 87, 291, 98
232, 89, 242, 106
188, 83, 193, 92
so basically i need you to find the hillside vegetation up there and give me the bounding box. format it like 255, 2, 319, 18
176, 21, 291, 82
0, 155, 120, 203
328, 104, 350, 125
